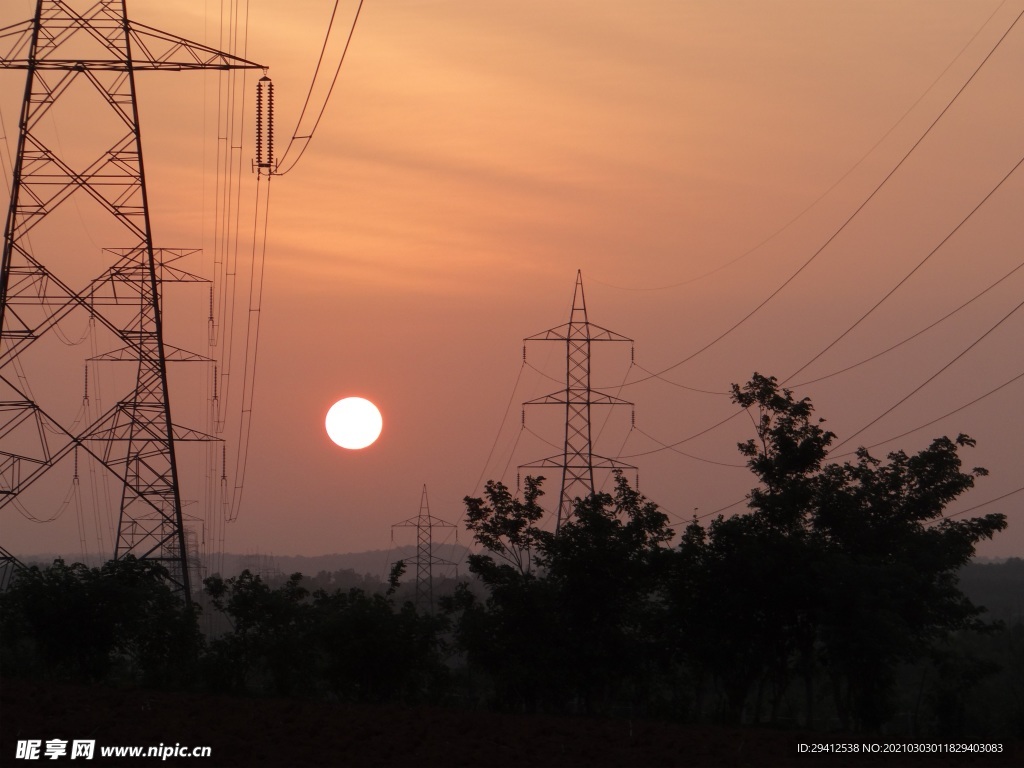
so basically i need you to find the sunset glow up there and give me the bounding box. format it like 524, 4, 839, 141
1, 0, 1021, 560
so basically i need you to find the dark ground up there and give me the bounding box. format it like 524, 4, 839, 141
1, 679, 1020, 767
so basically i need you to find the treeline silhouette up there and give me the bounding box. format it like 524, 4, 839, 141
1, 375, 1020, 739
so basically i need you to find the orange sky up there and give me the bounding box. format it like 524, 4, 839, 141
2, 0, 1022, 564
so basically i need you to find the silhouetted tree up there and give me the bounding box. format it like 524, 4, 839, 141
203, 570, 313, 694
202, 562, 448, 702
540, 474, 674, 712
0, 556, 201, 686
310, 581, 449, 704
451, 473, 674, 714
668, 512, 819, 724
450, 477, 561, 710
464, 475, 550, 578
673, 373, 1007, 730
812, 435, 1004, 730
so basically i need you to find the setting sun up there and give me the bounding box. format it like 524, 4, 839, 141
325, 397, 383, 450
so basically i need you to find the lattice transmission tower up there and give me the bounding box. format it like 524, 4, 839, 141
391, 485, 457, 612
0, 1, 263, 601
522, 271, 634, 531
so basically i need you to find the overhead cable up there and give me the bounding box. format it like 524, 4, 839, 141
786, 153, 1024, 383
792, 257, 1024, 388
935, 485, 1024, 522
830, 294, 1024, 453
624, 425, 746, 467
587, 1, 1012, 295
275, 0, 365, 175
472, 361, 526, 495
622, 6, 1024, 387
831, 368, 1024, 458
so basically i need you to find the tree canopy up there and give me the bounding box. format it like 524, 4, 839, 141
0, 374, 1015, 738
449, 373, 1009, 731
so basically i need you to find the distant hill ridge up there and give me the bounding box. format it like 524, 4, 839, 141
19, 543, 472, 581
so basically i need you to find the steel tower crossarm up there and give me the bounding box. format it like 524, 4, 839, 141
0, 7, 264, 71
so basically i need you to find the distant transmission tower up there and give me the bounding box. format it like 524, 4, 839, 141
184, 526, 205, 592
239, 551, 282, 582
391, 485, 457, 611
522, 271, 634, 531
0, 1, 263, 601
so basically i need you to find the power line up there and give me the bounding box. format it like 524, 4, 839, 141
228, 172, 274, 522
523, 424, 561, 452
628, 148, 1023, 467
792, 257, 1024, 388
831, 293, 1024, 453
786, 153, 1024, 384
524, 358, 563, 386
625, 425, 746, 467
617, 406, 747, 459
622, 6, 1024, 387
612, 25, 1024, 460
698, 496, 749, 521
831, 367, 1024, 458
586, 0, 1013, 295
937, 485, 1024, 522
627, 362, 729, 395
275, 0, 365, 175
472, 361, 525, 495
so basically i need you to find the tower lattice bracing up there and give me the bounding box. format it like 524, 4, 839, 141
0, 545, 25, 591
523, 271, 634, 531
0, 1, 262, 600
391, 485, 456, 611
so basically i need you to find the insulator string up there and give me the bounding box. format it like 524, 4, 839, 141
255, 76, 276, 172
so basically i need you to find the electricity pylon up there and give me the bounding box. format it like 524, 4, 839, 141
523, 271, 634, 531
0, 0, 262, 602
391, 484, 456, 611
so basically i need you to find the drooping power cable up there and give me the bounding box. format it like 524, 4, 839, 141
275, 0, 365, 175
